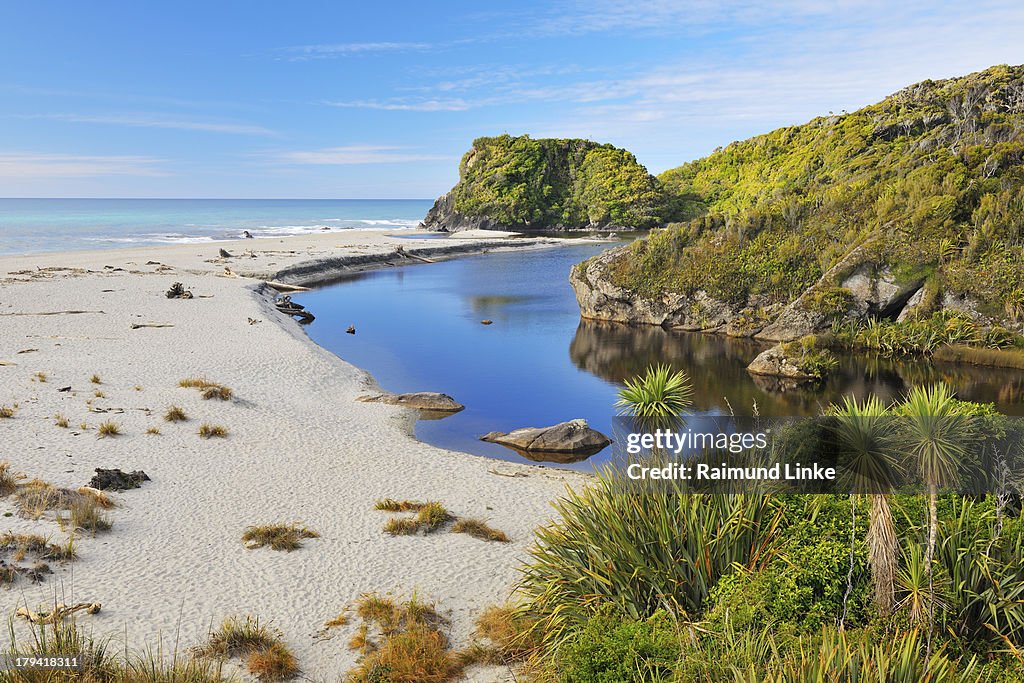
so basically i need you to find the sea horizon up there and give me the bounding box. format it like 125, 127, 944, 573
0, 197, 434, 256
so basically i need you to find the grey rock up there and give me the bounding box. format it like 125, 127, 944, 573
570, 246, 739, 328
357, 392, 465, 413
481, 419, 611, 454
87, 468, 150, 491
840, 266, 923, 318
746, 344, 816, 380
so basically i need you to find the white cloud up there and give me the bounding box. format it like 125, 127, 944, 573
274, 145, 451, 165
325, 98, 476, 112
0, 153, 166, 178
38, 113, 277, 136
283, 42, 432, 60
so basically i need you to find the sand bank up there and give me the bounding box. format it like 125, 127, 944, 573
0, 230, 589, 681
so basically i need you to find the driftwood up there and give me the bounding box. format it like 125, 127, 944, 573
276, 296, 315, 323
165, 282, 193, 299
265, 281, 311, 293
219, 248, 234, 258
394, 246, 435, 263
0, 310, 104, 316
16, 602, 101, 624
131, 323, 174, 329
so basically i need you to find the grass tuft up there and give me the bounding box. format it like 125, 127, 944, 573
0, 463, 18, 497
57, 496, 113, 534
90, 374, 101, 384
347, 595, 459, 682
180, 377, 233, 401
94, 389, 106, 398
97, 420, 121, 437
195, 615, 277, 659
246, 641, 299, 682
198, 423, 229, 439
146, 426, 161, 435
54, 413, 70, 428
242, 523, 319, 552
164, 405, 188, 422
0, 405, 16, 419
33, 371, 48, 383
375, 498, 428, 512
452, 518, 511, 543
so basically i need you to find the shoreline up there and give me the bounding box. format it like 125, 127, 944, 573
0, 230, 590, 681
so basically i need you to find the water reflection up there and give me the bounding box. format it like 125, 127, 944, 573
569, 319, 1024, 416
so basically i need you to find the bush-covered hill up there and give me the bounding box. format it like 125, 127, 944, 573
422, 135, 678, 231
576, 64, 1024, 341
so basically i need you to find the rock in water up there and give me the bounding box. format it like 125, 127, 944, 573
87, 468, 151, 491
481, 419, 611, 455
746, 344, 816, 380
357, 392, 464, 413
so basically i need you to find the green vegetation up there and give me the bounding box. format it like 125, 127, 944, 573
607, 64, 1024, 331
438, 135, 676, 229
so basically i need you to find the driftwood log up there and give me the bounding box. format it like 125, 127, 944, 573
275, 295, 315, 323
16, 602, 102, 624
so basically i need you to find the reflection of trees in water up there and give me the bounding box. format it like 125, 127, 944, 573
569, 320, 1024, 416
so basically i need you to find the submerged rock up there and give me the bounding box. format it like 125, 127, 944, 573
357, 392, 465, 413
481, 419, 611, 455
87, 468, 150, 491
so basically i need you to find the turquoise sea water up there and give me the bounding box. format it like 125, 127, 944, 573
0, 198, 432, 255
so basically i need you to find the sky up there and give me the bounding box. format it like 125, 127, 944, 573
2, 1, 1024, 199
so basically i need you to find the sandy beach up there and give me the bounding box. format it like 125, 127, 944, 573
0, 231, 589, 681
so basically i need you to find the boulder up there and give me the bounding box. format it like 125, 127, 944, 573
746, 344, 816, 381
357, 392, 465, 413
840, 265, 923, 318
481, 419, 611, 455
87, 468, 150, 491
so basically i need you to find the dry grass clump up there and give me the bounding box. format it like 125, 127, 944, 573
58, 496, 113, 534
242, 523, 319, 552
179, 377, 233, 401
54, 413, 70, 428
380, 502, 452, 537
452, 518, 511, 543
376, 500, 507, 541
0, 531, 75, 562
196, 616, 298, 681
0, 405, 16, 419
77, 486, 117, 510
146, 426, 161, 435
325, 611, 350, 628
33, 371, 48, 383
247, 641, 299, 681
97, 420, 121, 437
346, 594, 461, 683
94, 389, 106, 398
0, 462, 18, 496
16, 480, 113, 534
90, 374, 102, 384
79, 421, 89, 430
164, 405, 188, 422
469, 605, 541, 664
198, 423, 229, 439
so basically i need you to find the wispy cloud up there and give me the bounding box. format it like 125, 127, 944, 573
36, 113, 277, 136
0, 153, 165, 178
273, 145, 451, 165
324, 98, 476, 112
282, 42, 432, 61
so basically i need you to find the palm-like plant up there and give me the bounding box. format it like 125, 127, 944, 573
615, 364, 693, 432
897, 384, 969, 652
832, 395, 901, 616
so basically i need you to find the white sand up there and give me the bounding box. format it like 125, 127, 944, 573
0, 231, 589, 681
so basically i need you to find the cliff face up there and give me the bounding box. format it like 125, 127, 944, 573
421, 135, 677, 232
574, 64, 1024, 340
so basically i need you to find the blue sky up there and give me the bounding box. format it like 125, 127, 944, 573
2, 1, 1024, 198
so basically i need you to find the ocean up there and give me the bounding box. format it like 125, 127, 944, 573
0, 198, 433, 255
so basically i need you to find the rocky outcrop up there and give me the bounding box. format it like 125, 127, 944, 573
481, 419, 611, 456
570, 246, 740, 329
421, 191, 504, 233
357, 392, 465, 413
840, 266, 924, 319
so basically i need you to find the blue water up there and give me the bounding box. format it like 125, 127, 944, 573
0, 198, 432, 255
297, 243, 1024, 471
